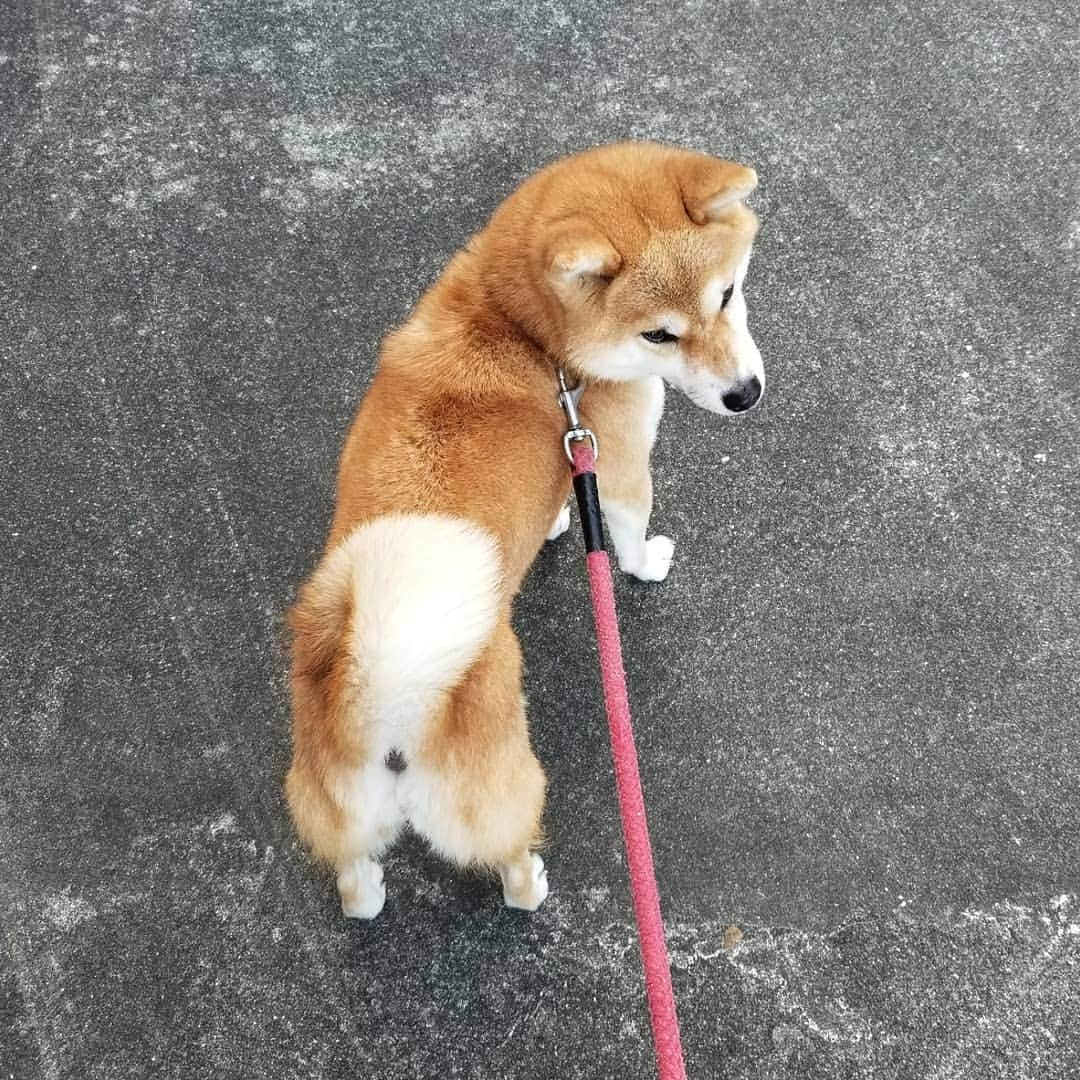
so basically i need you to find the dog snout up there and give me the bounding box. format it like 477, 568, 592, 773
722, 375, 762, 413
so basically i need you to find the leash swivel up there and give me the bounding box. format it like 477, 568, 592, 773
556, 369, 599, 465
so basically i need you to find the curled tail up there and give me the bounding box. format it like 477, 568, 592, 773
286, 514, 502, 863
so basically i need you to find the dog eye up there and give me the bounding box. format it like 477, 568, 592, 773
721, 284, 735, 310
641, 329, 678, 344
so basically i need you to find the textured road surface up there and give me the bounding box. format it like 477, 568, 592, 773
2, 2, 1079, 1078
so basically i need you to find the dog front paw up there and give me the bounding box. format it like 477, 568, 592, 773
622, 535, 675, 582
546, 505, 571, 541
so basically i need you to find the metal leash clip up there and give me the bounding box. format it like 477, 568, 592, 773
556, 369, 599, 464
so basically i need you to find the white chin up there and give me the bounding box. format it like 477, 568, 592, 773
680, 381, 732, 415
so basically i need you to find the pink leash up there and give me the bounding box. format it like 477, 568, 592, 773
558, 374, 688, 1080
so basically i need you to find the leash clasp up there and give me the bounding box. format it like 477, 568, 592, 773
557, 369, 599, 464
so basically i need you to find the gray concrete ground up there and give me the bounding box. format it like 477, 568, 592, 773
2, 1, 1079, 1078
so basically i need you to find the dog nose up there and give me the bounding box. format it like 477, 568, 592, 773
722, 376, 762, 413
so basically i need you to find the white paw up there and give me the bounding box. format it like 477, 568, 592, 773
501, 853, 549, 912
338, 859, 386, 920
622, 535, 675, 582
546, 505, 571, 541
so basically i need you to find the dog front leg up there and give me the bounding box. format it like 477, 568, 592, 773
589, 376, 674, 582
602, 495, 675, 582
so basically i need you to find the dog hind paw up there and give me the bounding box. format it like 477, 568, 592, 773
501, 853, 549, 912
338, 858, 386, 919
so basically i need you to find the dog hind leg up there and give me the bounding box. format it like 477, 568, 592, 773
406, 620, 549, 910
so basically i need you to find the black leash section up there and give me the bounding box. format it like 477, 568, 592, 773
556, 370, 604, 553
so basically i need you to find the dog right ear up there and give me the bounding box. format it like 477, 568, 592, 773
543, 218, 622, 301
674, 155, 758, 225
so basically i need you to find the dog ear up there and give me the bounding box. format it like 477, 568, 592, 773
543, 218, 622, 299
675, 155, 758, 225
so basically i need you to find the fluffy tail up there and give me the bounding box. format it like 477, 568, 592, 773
289, 514, 503, 744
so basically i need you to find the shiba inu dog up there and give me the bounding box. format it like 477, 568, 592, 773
286, 142, 763, 918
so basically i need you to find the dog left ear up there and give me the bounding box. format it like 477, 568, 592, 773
543, 218, 622, 301
675, 154, 758, 225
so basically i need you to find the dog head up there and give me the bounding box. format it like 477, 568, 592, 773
484, 142, 763, 415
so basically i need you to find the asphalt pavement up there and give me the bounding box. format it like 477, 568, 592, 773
2, 1, 1078, 1077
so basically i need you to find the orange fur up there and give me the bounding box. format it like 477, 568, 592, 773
285, 141, 761, 916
